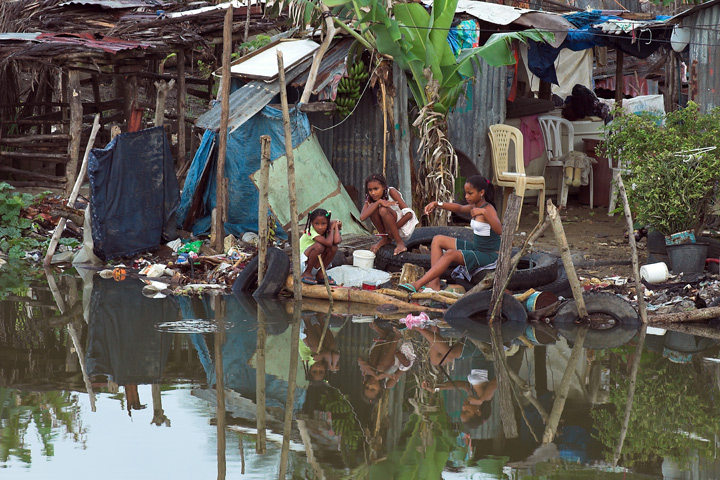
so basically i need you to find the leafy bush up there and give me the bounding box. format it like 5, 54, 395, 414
603, 102, 720, 236
0, 182, 43, 258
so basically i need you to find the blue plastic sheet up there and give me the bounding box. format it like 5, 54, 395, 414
88, 126, 180, 260
177, 105, 311, 237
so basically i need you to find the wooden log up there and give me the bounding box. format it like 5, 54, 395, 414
300, 2, 336, 104
278, 51, 302, 300
44, 114, 101, 267
153, 79, 175, 127
279, 303, 302, 479
615, 50, 624, 104
214, 299, 227, 478
65, 69, 82, 197
0, 151, 70, 163
285, 276, 446, 312
257, 136, 271, 285
375, 288, 459, 305
648, 306, 720, 324
612, 325, 647, 467
211, 5, 233, 252
542, 326, 588, 444
0, 166, 66, 183
298, 101, 337, 113
615, 174, 647, 323
256, 303, 268, 454
660, 322, 720, 341
487, 194, 522, 440
0, 134, 70, 144
177, 48, 187, 168
547, 201, 588, 319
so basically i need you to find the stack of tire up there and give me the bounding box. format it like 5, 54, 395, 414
374, 227, 571, 297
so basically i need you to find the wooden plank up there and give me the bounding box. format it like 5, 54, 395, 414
0, 151, 70, 163
0, 134, 70, 144
0, 165, 66, 183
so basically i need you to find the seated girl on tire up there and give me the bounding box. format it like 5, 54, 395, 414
299, 208, 342, 285
360, 173, 419, 256
399, 175, 501, 293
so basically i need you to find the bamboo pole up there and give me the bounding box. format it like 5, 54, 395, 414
615, 174, 648, 323
278, 51, 302, 300
648, 306, 720, 323
318, 255, 333, 308
256, 305, 267, 454
211, 5, 233, 252
612, 325, 647, 467
300, 2, 336, 104
257, 136, 271, 285
67, 323, 97, 412
278, 300, 302, 480
215, 297, 227, 480
542, 325, 588, 444
44, 114, 101, 266
375, 288, 460, 304
285, 276, 446, 312
547, 201, 588, 319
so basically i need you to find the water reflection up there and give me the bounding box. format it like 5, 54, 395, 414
1, 269, 720, 478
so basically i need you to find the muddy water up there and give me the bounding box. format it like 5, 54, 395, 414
1, 266, 720, 479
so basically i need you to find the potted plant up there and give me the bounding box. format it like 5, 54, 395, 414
603, 102, 720, 273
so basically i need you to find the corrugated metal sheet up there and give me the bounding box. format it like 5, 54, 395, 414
291, 38, 353, 93
685, 4, 720, 113
35, 32, 152, 53
310, 90, 400, 212
447, 59, 506, 178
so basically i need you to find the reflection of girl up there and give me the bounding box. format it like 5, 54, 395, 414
300, 314, 340, 384
422, 355, 497, 429
358, 323, 414, 403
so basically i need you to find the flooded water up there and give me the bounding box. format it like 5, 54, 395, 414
2, 264, 720, 479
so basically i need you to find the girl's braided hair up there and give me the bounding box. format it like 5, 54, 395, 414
364, 173, 389, 203
304, 208, 331, 236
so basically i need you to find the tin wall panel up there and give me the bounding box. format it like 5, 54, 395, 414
447, 60, 506, 178
686, 5, 720, 113
310, 91, 400, 211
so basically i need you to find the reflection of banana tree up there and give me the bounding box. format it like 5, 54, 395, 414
278, 0, 552, 223
0, 388, 85, 463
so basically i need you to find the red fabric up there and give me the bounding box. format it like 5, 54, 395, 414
519, 114, 544, 167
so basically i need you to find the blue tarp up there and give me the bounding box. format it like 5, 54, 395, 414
177, 105, 311, 237
88, 126, 180, 260
528, 11, 673, 85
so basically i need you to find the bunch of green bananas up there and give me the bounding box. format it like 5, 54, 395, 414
334, 61, 368, 118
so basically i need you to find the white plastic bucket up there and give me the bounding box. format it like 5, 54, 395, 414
640, 262, 669, 284
353, 250, 375, 269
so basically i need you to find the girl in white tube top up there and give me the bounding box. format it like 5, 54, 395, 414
399, 175, 501, 293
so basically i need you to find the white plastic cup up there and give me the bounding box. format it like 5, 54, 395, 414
640, 262, 669, 284
353, 250, 375, 269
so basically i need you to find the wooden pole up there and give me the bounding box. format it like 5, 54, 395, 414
486, 194, 522, 439
278, 300, 301, 479
299, 2, 337, 104
177, 48, 187, 169
257, 135, 271, 285
44, 114, 101, 266
67, 323, 97, 412
214, 297, 227, 480
318, 256, 333, 308
615, 174, 648, 323
256, 304, 267, 454
154, 79, 175, 127
277, 51, 302, 300
615, 50, 624, 104
612, 325, 647, 467
65, 70, 83, 197
212, 5, 233, 253
547, 201, 588, 319
542, 325, 588, 444
648, 305, 720, 324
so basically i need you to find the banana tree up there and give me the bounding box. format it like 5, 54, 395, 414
279, 0, 553, 223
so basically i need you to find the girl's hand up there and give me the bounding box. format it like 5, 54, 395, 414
470, 206, 486, 218
421, 380, 435, 392
378, 199, 397, 208
424, 201, 438, 216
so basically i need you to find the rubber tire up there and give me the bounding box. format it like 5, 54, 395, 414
444, 291, 528, 343
553, 292, 640, 350
528, 263, 572, 298
232, 247, 290, 298
376, 229, 559, 289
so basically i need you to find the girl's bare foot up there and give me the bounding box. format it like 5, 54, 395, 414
370, 236, 391, 253
393, 241, 407, 256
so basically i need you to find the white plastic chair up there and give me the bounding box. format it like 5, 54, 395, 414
538, 115, 593, 209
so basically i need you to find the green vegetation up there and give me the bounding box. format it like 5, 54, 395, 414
0, 182, 45, 259
603, 102, 720, 236
591, 349, 720, 468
